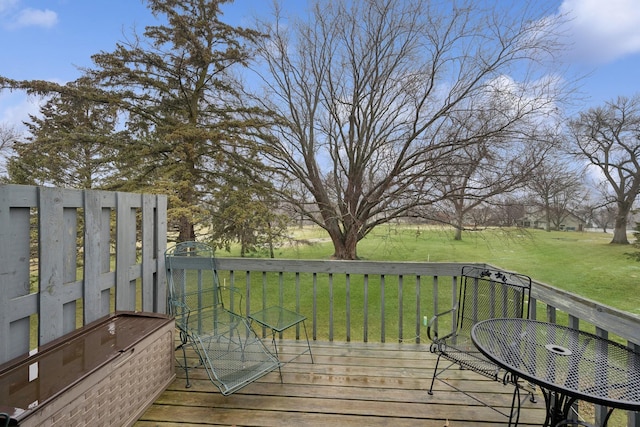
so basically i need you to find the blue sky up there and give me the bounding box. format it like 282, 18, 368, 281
1, 0, 640, 129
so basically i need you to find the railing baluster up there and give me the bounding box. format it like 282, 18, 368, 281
363, 274, 369, 343
346, 274, 351, 342
231, 270, 239, 306
529, 295, 537, 320
568, 315, 579, 329
296, 272, 301, 340
451, 276, 458, 338
398, 275, 403, 343
432, 275, 439, 337
547, 305, 557, 324
629, 342, 640, 427
415, 275, 421, 344
595, 327, 609, 425
567, 315, 580, 423
250, 271, 264, 336
329, 273, 334, 342
278, 272, 284, 339
312, 273, 317, 341
278, 271, 284, 307
380, 275, 386, 343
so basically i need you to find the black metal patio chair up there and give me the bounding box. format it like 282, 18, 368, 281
427, 265, 536, 422
165, 241, 281, 396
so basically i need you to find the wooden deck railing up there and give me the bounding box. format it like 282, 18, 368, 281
213, 257, 640, 427
1, 184, 638, 425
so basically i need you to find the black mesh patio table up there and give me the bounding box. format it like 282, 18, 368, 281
471, 318, 640, 427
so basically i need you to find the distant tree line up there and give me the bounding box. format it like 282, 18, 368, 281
1, 0, 639, 258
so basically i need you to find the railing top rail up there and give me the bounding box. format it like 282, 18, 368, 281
529, 278, 640, 344
215, 258, 484, 276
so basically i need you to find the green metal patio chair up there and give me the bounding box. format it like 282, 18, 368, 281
165, 241, 281, 396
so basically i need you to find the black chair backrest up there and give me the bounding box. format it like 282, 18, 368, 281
457, 266, 532, 335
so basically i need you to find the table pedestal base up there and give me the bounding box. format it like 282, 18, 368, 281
541, 389, 614, 427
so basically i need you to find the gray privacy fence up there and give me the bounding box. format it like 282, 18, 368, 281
0, 185, 167, 364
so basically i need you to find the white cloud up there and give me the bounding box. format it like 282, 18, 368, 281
559, 0, 640, 64
0, 92, 43, 131
9, 7, 57, 29
1, 0, 58, 30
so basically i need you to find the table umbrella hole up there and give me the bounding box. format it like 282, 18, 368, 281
545, 344, 572, 356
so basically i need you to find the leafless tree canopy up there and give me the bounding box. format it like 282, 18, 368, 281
428, 102, 560, 240
252, 0, 567, 259
527, 156, 586, 232
569, 95, 640, 244
0, 124, 19, 180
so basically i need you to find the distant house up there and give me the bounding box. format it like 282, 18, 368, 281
517, 209, 587, 231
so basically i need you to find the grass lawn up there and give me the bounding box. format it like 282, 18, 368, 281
220, 225, 640, 316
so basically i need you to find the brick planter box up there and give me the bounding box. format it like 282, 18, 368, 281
0, 312, 174, 426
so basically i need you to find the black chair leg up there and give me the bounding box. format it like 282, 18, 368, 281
428, 354, 442, 395
509, 383, 521, 426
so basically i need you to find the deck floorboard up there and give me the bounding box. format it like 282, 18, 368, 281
135, 340, 546, 426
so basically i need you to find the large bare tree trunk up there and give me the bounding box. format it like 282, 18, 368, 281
545, 205, 552, 232
330, 238, 358, 260
611, 201, 630, 244
326, 219, 359, 259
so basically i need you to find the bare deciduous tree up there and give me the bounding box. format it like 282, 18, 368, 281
252, 0, 567, 259
592, 204, 617, 233
527, 156, 586, 231
569, 95, 640, 244
0, 123, 19, 180
429, 101, 559, 240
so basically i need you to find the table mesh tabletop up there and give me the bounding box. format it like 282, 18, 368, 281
249, 306, 306, 332
472, 318, 640, 411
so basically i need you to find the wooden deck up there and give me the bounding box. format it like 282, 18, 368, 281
135, 340, 546, 426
